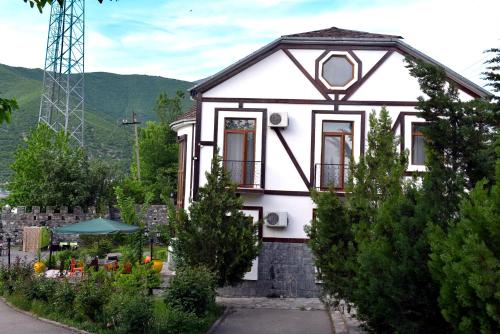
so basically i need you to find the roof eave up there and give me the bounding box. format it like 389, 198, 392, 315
396, 40, 491, 98
170, 118, 196, 131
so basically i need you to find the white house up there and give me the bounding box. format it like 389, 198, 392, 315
170, 27, 489, 297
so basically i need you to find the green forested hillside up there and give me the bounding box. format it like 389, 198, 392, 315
0, 63, 193, 182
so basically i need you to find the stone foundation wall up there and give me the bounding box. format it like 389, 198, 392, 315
218, 242, 321, 298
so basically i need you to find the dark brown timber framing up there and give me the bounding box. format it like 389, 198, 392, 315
190, 40, 488, 99
213, 108, 267, 189
242, 206, 263, 239
310, 110, 366, 186
391, 111, 420, 152
193, 94, 202, 200
273, 128, 311, 189
282, 48, 331, 100
202, 97, 419, 106
262, 237, 309, 243
342, 49, 394, 100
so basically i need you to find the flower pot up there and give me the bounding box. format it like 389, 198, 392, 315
152, 260, 163, 273
34, 261, 46, 273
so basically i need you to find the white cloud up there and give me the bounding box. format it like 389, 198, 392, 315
0, 0, 498, 87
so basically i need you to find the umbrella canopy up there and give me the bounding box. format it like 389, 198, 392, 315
54, 217, 139, 235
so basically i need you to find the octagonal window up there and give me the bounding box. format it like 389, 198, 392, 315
321, 55, 354, 88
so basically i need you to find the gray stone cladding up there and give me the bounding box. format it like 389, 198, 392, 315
218, 241, 321, 298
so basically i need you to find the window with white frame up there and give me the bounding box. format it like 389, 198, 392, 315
411, 123, 426, 166
320, 121, 353, 190
314, 112, 361, 190
223, 118, 257, 187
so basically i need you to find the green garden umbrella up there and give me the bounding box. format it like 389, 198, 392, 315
54, 217, 139, 235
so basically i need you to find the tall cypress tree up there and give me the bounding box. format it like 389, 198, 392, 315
170, 153, 260, 287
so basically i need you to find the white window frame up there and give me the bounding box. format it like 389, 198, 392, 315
314, 113, 362, 190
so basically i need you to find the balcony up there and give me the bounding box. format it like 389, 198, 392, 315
314, 163, 349, 191
223, 160, 263, 193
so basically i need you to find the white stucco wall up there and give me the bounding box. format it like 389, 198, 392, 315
178, 45, 481, 241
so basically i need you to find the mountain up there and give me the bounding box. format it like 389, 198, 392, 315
0, 63, 193, 182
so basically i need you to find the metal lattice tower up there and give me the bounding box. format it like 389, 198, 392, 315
39, 0, 85, 146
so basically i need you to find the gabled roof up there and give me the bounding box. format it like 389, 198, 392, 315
190, 27, 490, 98
283, 26, 402, 40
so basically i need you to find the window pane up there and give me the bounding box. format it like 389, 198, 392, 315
412, 135, 425, 165
225, 119, 256, 130
225, 133, 244, 183
245, 133, 255, 185
344, 135, 353, 185
322, 136, 341, 187
322, 56, 354, 87
323, 121, 352, 133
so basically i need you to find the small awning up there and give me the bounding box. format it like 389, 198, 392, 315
54, 217, 139, 235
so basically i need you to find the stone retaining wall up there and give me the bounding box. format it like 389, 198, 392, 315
0, 205, 168, 245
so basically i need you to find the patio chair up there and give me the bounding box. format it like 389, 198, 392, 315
69, 257, 84, 277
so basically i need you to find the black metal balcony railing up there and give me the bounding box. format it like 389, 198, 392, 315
314, 163, 350, 190
223, 160, 262, 188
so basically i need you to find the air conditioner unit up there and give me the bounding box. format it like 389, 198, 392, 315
265, 212, 288, 228
268, 112, 288, 128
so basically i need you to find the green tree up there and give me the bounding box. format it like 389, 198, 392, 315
354, 184, 450, 333
170, 153, 260, 287
154, 91, 185, 125
0, 95, 18, 124
135, 121, 178, 203
406, 58, 496, 222
115, 186, 153, 262
128, 91, 184, 204
8, 124, 91, 207
428, 144, 500, 333
24, 0, 108, 12
346, 107, 408, 240
483, 48, 500, 98
344, 109, 449, 332
305, 190, 355, 308
88, 159, 121, 214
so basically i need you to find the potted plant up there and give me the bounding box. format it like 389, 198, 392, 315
152, 259, 163, 273
34, 250, 46, 273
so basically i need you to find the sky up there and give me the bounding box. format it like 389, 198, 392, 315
0, 0, 498, 87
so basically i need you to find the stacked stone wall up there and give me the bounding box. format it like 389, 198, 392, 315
218, 242, 321, 298
0, 205, 168, 245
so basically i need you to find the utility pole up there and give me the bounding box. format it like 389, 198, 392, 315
122, 112, 141, 180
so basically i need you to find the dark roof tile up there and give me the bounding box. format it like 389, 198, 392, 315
284, 26, 402, 39
174, 105, 196, 122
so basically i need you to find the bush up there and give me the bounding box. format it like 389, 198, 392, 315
105, 292, 153, 333
27, 276, 57, 302
74, 275, 111, 322
154, 304, 205, 334
114, 263, 161, 293
51, 280, 76, 315
164, 266, 216, 316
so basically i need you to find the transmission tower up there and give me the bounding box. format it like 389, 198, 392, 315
39, 0, 85, 146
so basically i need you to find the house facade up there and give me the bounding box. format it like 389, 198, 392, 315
171, 27, 489, 297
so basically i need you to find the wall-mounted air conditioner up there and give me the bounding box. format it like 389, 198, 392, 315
268, 112, 288, 128
264, 212, 288, 228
